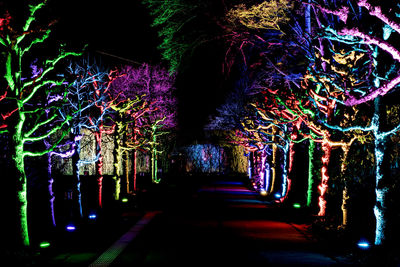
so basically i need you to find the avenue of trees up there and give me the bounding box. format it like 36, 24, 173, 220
0, 1, 177, 249
3, 0, 400, 253
144, 0, 400, 247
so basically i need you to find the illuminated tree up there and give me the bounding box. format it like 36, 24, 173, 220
55, 58, 110, 216
89, 67, 118, 208
142, 0, 199, 73
0, 1, 82, 247
311, 0, 400, 244
227, 0, 367, 217
226, 0, 292, 33
110, 96, 150, 198
224, 0, 317, 202
111, 63, 177, 184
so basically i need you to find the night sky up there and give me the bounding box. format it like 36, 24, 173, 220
0, 0, 235, 143
44, 0, 231, 143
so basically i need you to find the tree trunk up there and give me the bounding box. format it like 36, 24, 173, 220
72, 141, 83, 217
269, 126, 278, 194
133, 149, 137, 193
306, 139, 316, 207
151, 134, 159, 183
95, 130, 103, 208
318, 140, 331, 216
340, 144, 352, 228
12, 111, 30, 247
374, 135, 389, 245
341, 185, 349, 227
47, 152, 56, 226
113, 124, 122, 200
280, 141, 291, 201
373, 97, 390, 246
125, 150, 130, 194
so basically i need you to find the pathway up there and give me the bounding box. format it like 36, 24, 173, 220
108, 176, 351, 266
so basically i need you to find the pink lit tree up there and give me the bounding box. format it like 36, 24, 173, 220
111, 63, 177, 185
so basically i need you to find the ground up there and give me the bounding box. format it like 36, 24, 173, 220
15, 175, 374, 266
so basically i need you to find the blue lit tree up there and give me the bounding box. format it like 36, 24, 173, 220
55, 58, 112, 217
309, 0, 400, 245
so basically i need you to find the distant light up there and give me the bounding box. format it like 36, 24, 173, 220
293, 203, 301, 208
274, 193, 281, 198
260, 190, 267, 196
66, 224, 76, 232
357, 240, 370, 249
39, 241, 51, 248
88, 213, 97, 220
122, 198, 128, 203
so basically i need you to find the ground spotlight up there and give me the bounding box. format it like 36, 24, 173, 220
39, 241, 51, 248
66, 224, 76, 232
88, 213, 97, 220
357, 240, 370, 250
293, 203, 301, 208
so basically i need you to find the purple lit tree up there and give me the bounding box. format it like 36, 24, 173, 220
111, 63, 177, 184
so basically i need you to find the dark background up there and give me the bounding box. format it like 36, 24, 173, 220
1, 0, 234, 143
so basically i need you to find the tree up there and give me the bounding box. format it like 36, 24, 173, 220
110, 95, 150, 197
311, 0, 400, 244
88, 67, 118, 208
111, 63, 177, 184
142, 0, 199, 73
55, 58, 110, 217
0, 1, 82, 247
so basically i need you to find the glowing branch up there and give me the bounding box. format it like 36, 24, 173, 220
0, 0, 83, 247
227, 0, 292, 32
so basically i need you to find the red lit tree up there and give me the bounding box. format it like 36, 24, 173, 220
88, 66, 119, 208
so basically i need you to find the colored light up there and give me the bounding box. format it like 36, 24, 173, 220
357, 240, 370, 249
122, 198, 128, 203
88, 213, 97, 220
66, 224, 76, 231
274, 193, 281, 198
260, 190, 267, 196
293, 203, 301, 208
39, 241, 51, 248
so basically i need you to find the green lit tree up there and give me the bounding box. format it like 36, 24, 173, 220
142, 0, 199, 73
0, 1, 82, 247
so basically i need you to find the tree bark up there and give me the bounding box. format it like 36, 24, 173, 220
373, 97, 390, 245
11, 111, 30, 247
307, 139, 316, 207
